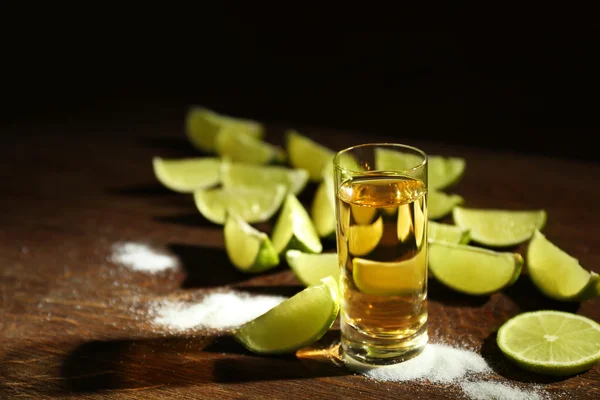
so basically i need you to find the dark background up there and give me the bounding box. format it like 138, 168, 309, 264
1, 7, 598, 161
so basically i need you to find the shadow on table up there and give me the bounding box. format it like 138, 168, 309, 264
503, 275, 580, 313
209, 330, 348, 383
168, 243, 246, 288
138, 137, 200, 156
480, 331, 574, 384
153, 213, 274, 232
154, 212, 217, 228
167, 243, 287, 289
231, 285, 306, 298
429, 272, 582, 312
58, 336, 213, 393
105, 182, 197, 210
106, 182, 177, 197
53, 330, 348, 393
428, 278, 490, 307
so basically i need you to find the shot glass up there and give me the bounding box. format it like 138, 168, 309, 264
333, 143, 428, 365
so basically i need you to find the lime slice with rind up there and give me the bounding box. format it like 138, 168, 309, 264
429, 190, 464, 220
497, 310, 600, 376
234, 276, 340, 354
429, 241, 523, 295
453, 207, 547, 247
348, 216, 383, 256
271, 193, 323, 254
286, 250, 339, 286
527, 230, 600, 301
310, 171, 336, 239
216, 128, 286, 165
286, 130, 335, 182
185, 107, 264, 152
221, 161, 309, 196
194, 185, 286, 225
224, 211, 279, 273
374, 148, 466, 189
152, 157, 221, 193
353, 250, 427, 296
428, 221, 470, 244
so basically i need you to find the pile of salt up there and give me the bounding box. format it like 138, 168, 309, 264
109, 242, 178, 273
150, 291, 287, 332
349, 344, 491, 383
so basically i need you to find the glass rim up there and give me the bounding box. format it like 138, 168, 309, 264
333, 142, 428, 175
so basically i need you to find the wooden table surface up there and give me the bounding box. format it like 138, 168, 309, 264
1, 109, 599, 399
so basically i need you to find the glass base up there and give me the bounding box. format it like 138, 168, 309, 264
341, 322, 428, 366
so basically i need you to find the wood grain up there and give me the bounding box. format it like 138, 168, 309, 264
1, 111, 599, 399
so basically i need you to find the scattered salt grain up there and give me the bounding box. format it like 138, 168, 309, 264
150, 291, 287, 332
351, 344, 491, 384
460, 381, 549, 400
349, 344, 555, 399
109, 242, 178, 273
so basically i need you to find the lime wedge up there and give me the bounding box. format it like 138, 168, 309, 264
453, 207, 547, 247
224, 212, 279, 273
429, 190, 464, 220
286, 250, 339, 286
429, 241, 523, 295
321, 159, 335, 182
348, 216, 384, 256
185, 106, 264, 152
428, 221, 470, 244
286, 130, 335, 182
234, 276, 340, 354
353, 250, 427, 296
330, 152, 362, 176
221, 161, 309, 196
527, 230, 600, 301
374, 148, 423, 172
413, 199, 426, 247
194, 185, 286, 225
310, 170, 336, 239
152, 157, 221, 193
396, 204, 413, 242
374, 148, 465, 189
395, 202, 426, 245
427, 155, 466, 189
215, 129, 286, 165
271, 193, 323, 254
351, 204, 378, 225
497, 310, 600, 376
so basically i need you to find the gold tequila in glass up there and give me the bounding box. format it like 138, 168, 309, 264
334, 143, 428, 365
